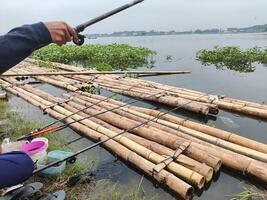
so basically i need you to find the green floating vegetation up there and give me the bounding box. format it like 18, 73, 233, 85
81, 85, 101, 94
196, 46, 267, 73
32, 44, 157, 71
32, 59, 56, 69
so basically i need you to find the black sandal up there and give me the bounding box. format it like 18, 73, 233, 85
0, 182, 43, 200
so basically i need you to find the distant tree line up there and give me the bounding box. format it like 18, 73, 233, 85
86, 24, 267, 38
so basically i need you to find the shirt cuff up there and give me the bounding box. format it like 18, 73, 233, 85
31, 22, 53, 47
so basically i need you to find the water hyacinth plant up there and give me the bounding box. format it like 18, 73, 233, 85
32, 44, 157, 71
196, 46, 267, 73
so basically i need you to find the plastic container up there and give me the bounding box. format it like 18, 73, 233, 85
37, 157, 66, 177
32, 137, 49, 149
21, 141, 47, 162
48, 150, 75, 163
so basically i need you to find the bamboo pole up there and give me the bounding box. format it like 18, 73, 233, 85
217, 101, 267, 119
68, 94, 267, 163
61, 99, 221, 173
61, 99, 214, 181
6, 83, 206, 189
15, 69, 212, 115
4, 75, 267, 183
1, 80, 193, 199
221, 97, 267, 110
17, 60, 267, 120
1, 71, 191, 77
8, 67, 214, 116
47, 94, 267, 182
66, 97, 267, 183
66, 73, 215, 109
32, 69, 213, 116
75, 92, 267, 154
74, 76, 219, 114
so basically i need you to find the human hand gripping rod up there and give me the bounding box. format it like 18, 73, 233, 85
73, 0, 145, 45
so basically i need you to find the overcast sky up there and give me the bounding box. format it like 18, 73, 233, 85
0, 0, 267, 34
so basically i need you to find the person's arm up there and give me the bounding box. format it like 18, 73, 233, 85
0, 21, 78, 73
0, 22, 52, 73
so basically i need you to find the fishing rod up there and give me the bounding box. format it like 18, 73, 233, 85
34, 86, 221, 174
17, 84, 142, 141
73, 0, 145, 45
1, 71, 191, 78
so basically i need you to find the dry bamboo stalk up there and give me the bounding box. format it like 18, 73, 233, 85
124, 77, 206, 96
77, 76, 218, 113
62, 98, 221, 173
124, 133, 214, 181
103, 138, 193, 200
90, 75, 208, 99
39, 72, 214, 116
58, 94, 222, 172
15, 68, 212, 116
2, 71, 191, 77
62, 100, 214, 181
96, 84, 210, 115
69, 95, 267, 164
217, 101, 267, 119
71, 74, 210, 106
20, 60, 267, 120
67, 67, 267, 120
21, 65, 213, 116
51, 69, 267, 120
9, 66, 218, 117
6, 84, 206, 189
220, 97, 267, 110
5, 64, 264, 180
74, 92, 267, 154
1, 80, 193, 199
55, 93, 267, 182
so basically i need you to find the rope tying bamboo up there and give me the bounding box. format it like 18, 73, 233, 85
154, 142, 190, 173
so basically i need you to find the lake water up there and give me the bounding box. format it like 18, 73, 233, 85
9, 34, 267, 199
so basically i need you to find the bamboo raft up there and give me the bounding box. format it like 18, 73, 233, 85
8, 59, 267, 120
1, 67, 267, 199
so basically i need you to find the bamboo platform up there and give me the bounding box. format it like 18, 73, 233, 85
1, 61, 267, 199
8, 59, 267, 120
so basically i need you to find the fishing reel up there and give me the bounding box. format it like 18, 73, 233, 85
74, 25, 86, 46
67, 157, 77, 164
73, 34, 85, 46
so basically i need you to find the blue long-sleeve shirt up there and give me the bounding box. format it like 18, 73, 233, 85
0, 22, 52, 73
